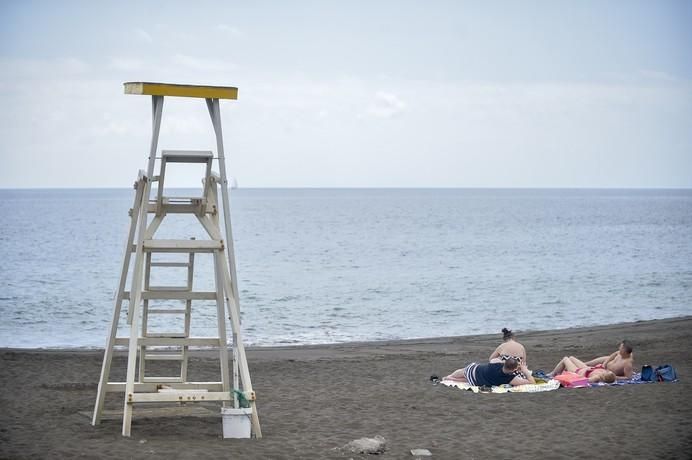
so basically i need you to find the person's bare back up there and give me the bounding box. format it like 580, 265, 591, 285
492, 341, 526, 361
489, 328, 527, 365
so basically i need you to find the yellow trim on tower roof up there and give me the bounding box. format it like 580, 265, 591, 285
124, 82, 238, 100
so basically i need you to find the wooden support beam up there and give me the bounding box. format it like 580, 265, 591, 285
92, 172, 146, 426
146, 203, 210, 214
123, 291, 217, 300
128, 392, 232, 403
144, 353, 185, 361
207, 96, 262, 438
147, 286, 192, 292
145, 309, 187, 314
162, 150, 213, 163
122, 94, 164, 437
149, 262, 191, 267
145, 332, 187, 338
136, 239, 223, 253
141, 376, 183, 383
114, 337, 222, 346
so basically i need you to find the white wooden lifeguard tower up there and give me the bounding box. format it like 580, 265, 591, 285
92, 82, 261, 438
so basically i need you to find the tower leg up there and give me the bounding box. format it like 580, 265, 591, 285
139, 252, 152, 383
122, 190, 150, 436
207, 96, 262, 438
181, 251, 194, 381
122, 95, 164, 437
92, 175, 146, 425
219, 255, 262, 438
213, 252, 232, 399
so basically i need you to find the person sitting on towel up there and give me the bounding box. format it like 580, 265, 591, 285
489, 327, 527, 370
444, 358, 536, 387
548, 356, 617, 384
489, 327, 526, 365
583, 340, 634, 380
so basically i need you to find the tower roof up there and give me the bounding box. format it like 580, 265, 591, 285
124, 82, 238, 100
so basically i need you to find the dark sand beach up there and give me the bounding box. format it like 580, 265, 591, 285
1, 316, 691, 459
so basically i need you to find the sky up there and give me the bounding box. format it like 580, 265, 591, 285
1, 0, 691, 188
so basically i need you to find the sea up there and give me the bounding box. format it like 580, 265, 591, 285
0, 188, 690, 349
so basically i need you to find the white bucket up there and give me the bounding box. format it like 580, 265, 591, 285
221, 407, 252, 439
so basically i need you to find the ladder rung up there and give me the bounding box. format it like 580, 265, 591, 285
135, 239, 223, 253
124, 291, 217, 300
142, 376, 184, 383
147, 286, 190, 292
163, 197, 204, 202
161, 150, 213, 164
146, 333, 187, 338
149, 262, 191, 267
146, 309, 187, 314
115, 337, 222, 346
144, 353, 185, 361
146, 203, 209, 214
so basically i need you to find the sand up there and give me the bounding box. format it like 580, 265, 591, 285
1, 316, 691, 459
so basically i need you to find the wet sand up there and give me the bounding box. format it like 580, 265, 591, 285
1, 316, 691, 459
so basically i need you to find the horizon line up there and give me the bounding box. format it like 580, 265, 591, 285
1, 185, 691, 191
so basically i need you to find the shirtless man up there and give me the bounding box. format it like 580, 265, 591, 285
585, 340, 634, 380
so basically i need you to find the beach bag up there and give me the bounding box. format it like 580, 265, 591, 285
554, 372, 589, 388
640, 365, 654, 382
655, 364, 678, 382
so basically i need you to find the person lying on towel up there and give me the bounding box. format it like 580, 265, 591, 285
583, 340, 634, 380
444, 358, 536, 387
548, 356, 616, 384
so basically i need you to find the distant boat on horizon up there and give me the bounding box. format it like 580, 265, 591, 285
230, 177, 238, 189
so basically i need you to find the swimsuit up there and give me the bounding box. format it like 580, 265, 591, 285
499, 355, 525, 378
464, 362, 515, 387
576, 363, 604, 377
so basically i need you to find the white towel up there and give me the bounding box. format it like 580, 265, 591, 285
441, 379, 560, 393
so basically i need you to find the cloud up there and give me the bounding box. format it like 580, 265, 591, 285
134, 28, 153, 44
0, 57, 90, 81
1, 66, 690, 187
365, 91, 406, 118
637, 69, 679, 83
215, 24, 244, 38
108, 57, 146, 72
602, 69, 684, 86
171, 54, 237, 72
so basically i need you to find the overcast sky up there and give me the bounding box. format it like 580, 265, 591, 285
1, 0, 691, 188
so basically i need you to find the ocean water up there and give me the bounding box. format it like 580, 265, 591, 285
0, 188, 690, 348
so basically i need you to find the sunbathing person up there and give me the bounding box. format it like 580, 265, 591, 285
489, 327, 527, 366
444, 357, 536, 387
549, 356, 616, 384
584, 340, 634, 380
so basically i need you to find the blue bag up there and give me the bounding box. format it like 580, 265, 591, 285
640, 365, 654, 382
655, 364, 678, 382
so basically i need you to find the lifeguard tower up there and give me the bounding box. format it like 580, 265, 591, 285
92, 82, 261, 438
